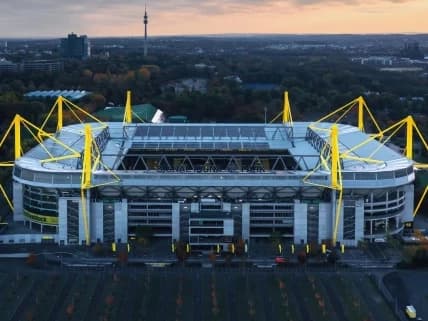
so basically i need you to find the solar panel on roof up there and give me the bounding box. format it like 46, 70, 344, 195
214, 127, 227, 137
201, 127, 214, 137
174, 126, 187, 137
136, 127, 149, 137
187, 126, 201, 137
254, 127, 266, 138
148, 126, 162, 137
227, 127, 240, 138
240, 127, 253, 137
161, 126, 174, 136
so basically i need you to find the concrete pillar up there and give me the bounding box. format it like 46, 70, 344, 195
402, 184, 414, 223
355, 199, 365, 243
190, 202, 199, 213
222, 202, 231, 212
318, 202, 332, 243
114, 199, 128, 243
331, 190, 344, 244
172, 203, 180, 242
241, 203, 250, 243
331, 190, 336, 238
12, 182, 24, 221
293, 200, 307, 244
91, 202, 103, 243
58, 197, 83, 245
224, 219, 234, 236
78, 194, 89, 245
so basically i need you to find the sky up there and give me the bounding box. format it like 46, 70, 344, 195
0, 0, 427, 38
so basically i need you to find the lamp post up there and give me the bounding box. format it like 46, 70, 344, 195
264, 106, 267, 124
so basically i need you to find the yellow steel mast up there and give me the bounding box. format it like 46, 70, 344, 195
14, 115, 21, 160
330, 125, 343, 244
270, 91, 294, 126
357, 96, 364, 132
39, 95, 107, 135
57, 96, 63, 132
80, 124, 92, 245
282, 91, 293, 126
310, 96, 382, 135
123, 90, 133, 124
414, 186, 428, 217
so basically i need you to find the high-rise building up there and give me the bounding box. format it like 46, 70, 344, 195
144, 6, 148, 57
60, 33, 90, 60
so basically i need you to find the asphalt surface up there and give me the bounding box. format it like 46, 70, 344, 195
384, 270, 428, 320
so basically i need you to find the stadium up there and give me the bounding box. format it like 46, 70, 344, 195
4, 92, 426, 250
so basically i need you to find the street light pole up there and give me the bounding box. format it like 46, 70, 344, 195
264, 106, 267, 124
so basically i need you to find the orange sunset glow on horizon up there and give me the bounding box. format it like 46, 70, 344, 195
0, 0, 427, 37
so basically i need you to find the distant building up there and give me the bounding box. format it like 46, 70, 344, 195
194, 63, 216, 70
0, 59, 63, 73
163, 78, 208, 94
351, 56, 394, 66
60, 33, 90, 60
21, 60, 64, 73
401, 42, 423, 59
224, 75, 242, 83
0, 58, 18, 72
243, 83, 279, 91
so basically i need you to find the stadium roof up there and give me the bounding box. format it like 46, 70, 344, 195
15, 122, 413, 175
94, 104, 157, 123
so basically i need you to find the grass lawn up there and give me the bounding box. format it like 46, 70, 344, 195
0, 268, 399, 321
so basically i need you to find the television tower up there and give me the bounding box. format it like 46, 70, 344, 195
143, 5, 148, 57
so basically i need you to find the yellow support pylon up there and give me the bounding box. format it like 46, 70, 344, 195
310, 96, 382, 135
14, 115, 21, 160
406, 116, 414, 160
357, 96, 364, 132
80, 124, 93, 245
57, 96, 63, 132
40, 95, 107, 135
0, 184, 13, 211
270, 91, 293, 125
414, 186, 428, 217
330, 125, 343, 245
282, 91, 293, 126
123, 90, 133, 124
81, 125, 92, 190
330, 125, 341, 191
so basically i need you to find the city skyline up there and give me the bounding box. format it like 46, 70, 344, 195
0, 0, 427, 38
